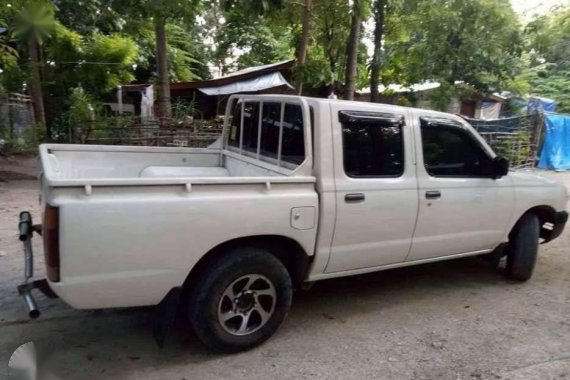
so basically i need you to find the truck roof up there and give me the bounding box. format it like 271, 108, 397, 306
242, 94, 467, 124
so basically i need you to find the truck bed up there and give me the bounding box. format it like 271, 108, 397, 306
40, 144, 315, 187
37, 143, 318, 309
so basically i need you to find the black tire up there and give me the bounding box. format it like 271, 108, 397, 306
505, 213, 540, 281
186, 247, 292, 353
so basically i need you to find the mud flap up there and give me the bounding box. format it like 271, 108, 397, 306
152, 287, 183, 348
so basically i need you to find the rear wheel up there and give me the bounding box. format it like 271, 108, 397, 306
505, 213, 540, 282
186, 247, 292, 353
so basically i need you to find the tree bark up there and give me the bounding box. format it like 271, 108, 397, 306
154, 16, 172, 125
296, 0, 312, 95
370, 0, 386, 103
343, 1, 361, 100
27, 34, 46, 127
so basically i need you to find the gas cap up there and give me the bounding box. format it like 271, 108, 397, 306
290, 207, 316, 230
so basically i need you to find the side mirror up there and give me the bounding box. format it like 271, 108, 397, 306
492, 156, 509, 179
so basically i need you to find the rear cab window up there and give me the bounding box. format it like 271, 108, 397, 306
226, 99, 307, 170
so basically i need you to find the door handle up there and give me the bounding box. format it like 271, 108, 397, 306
425, 191, 441, 200
345, 193, 365, 203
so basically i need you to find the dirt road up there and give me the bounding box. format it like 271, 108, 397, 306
1, 161, 569, 379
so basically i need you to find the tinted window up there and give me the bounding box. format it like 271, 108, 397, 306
281, 104, 305, 164
227, 102, 241, 148
242, 102, 259, 153
341, 116, 404, 177
421, 122, 493, 177
260, 102, 281, 159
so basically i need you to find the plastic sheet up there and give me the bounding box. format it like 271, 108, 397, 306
529, 97, 557, 113
198, 72, 293, 96
538, 113, 570, 170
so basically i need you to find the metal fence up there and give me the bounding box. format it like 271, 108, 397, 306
71, 118, 224, 148
466, 113, 541, 168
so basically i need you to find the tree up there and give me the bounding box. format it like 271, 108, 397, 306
306, 0, 351, 90
51, 0, 126, 35
216, 16, 292, 72
154, 13, 171, 122
523, 5, 570, 112
113, 0, 201, 125
296, 0, 312, 94
370, 0, 387, 102
214, 0, 289, 73
343, 0, 366, 100
10, 1, 56, 127
382, 0, 523, 108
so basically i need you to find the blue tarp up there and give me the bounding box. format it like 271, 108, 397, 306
538, 113, 570, 170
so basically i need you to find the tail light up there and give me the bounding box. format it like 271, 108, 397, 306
43, 205, 60, 282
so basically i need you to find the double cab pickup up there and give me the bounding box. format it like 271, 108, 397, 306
17, 95, 568, 352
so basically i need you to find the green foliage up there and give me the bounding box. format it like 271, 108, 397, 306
0, 25, 18, 60
166, 23, 210, 81
525, 6, 570, 67
2, 0, 569, 149
52, 0, 126, 34
172, 97, 202, 121
9, 0, 56, 46
0, 50, 27, 93
80, 33, 138, 94
524, 66, 570, 113
0, 123, 46, 154
304, 0, 351, 86
66, 87, 99, 125
521, 5, 570, 113
218, 17, 293, 72
49, 87, 98, 141
384, 0, 523, 92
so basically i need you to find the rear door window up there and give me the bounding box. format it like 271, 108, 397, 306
340, 111, 405, 177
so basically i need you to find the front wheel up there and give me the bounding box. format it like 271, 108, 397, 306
505, 213, 540, 282
186, 248, 292, 353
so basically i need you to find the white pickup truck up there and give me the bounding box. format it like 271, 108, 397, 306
18, 95, 568, 352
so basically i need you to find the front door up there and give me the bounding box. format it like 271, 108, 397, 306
407, 113, 514, 261
325, 104, 419, 273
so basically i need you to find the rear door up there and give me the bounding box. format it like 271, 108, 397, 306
407, 112, 514, 261
325, 103, 419, 273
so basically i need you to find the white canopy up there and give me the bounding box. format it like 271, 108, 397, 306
198, 72, 294, 96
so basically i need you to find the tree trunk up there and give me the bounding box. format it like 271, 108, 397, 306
343, 1, 361, 100
28, 34, 46, 127
154, 16, 172, 125
296, 0, 312, 95
370, 0, 386, 103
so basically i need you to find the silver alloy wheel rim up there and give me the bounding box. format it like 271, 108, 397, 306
217, 274, 277, 336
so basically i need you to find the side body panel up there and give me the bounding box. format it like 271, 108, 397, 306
48, 182, 318, 309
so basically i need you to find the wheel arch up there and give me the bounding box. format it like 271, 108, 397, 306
525, 205, 557, 224
183, 235, 313, 291
510, 205, 556, 239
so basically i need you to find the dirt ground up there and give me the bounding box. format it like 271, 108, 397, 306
1, 157, 569, 380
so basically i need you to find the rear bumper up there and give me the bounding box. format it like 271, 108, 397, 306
17, 211, 58, 319
541, 210, 568, 243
